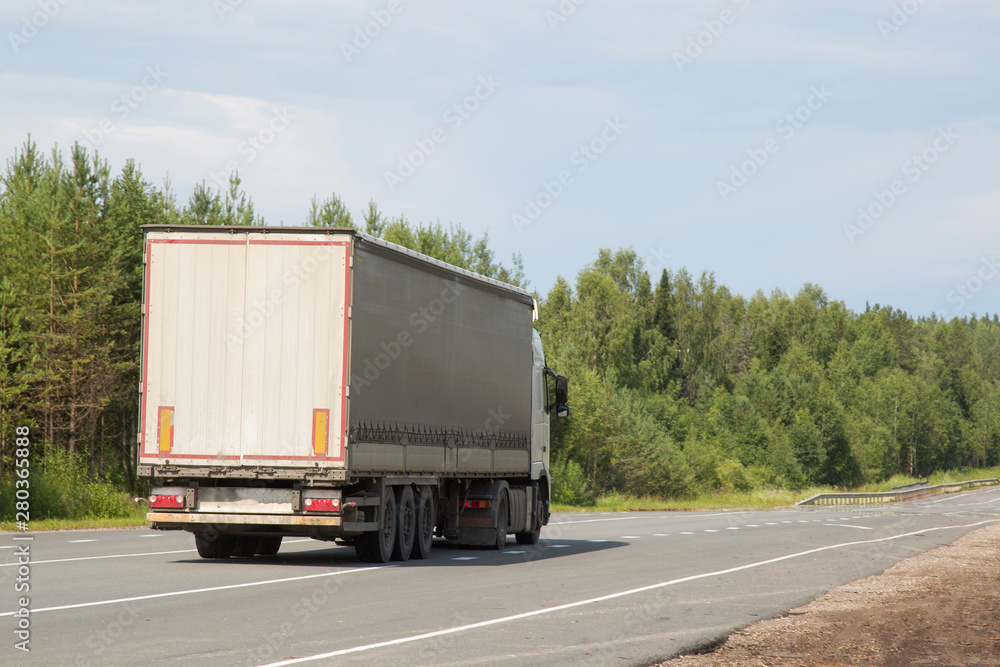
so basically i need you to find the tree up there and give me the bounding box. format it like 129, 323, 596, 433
307, 192, 353, 228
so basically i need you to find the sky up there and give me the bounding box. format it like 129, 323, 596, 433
3, 0, 998, 319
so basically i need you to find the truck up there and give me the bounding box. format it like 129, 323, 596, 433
137, 226, 568, 563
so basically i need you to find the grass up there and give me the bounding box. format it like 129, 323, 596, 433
552, 487, 826, 512
553, 466, 1000, 512
0, 512, 148, 533
846, 466, 1000, 494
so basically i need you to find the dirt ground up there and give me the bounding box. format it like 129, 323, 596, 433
658, 521, 1000, 667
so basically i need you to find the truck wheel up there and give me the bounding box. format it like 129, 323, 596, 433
195, 534, 235, 559
515, 519, 541, 545
392, 486, 415, 561
256, 536, 283, 555
516, 493, 542, 545
355, 490, 396, 563
493, 490, 509, 550
413, 486, 435, 559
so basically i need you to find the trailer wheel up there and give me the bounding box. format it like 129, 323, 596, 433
493, 490, 509, 550
355, 490, 396, 563
256, 536, 283, 555
392, 486, 416, 561
413, 486, 435, 559
195, 534, 235, 559
232, 536, 260, 557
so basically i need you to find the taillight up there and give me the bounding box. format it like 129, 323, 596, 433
464, 499, 490, 510
303, 497, 341, 512
149, 494, 185, 509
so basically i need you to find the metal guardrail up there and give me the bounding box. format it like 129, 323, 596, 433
796, 478, 1000, 506
890, 480, 928, 492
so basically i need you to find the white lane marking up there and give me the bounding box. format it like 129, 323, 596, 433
254, 520, 1000, 667
551, 545, 571, 548
782, 521, 793, 524
139, 535, 162, 538
746, 524, 760, 528
548, 516, 654, 525
765, 522, 778, 525
621, 536, 640, 539
548, 511, 756, 526
0, 548, 197, 567
0, 537, 325, 568
653, 533, 669, 537
503, 550, 526, 554
0, 546, 16, 550
452, 557, 478, 561
704, 529, 718, 533
68, 540, 97, 543
824, 523, 872, 530
679, 532, 694, 535
967, 496, 1000, 506
925, 488, 1000, 505
798, 520, 810, 523
0, 566, 393, 617
587, 539, 608, 543
726, 527, 740, 530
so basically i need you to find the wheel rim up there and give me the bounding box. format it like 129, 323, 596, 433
402, 500, 415, 546
420, 498, 433, 542
381, 502, 395, 552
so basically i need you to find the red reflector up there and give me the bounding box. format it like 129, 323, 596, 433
303, 497, 341, 512
464, 499, 490, 510
149, 494, 184, 509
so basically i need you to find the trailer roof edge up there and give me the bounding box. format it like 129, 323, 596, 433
140, 225, 534, 302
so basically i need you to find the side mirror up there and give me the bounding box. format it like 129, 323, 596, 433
555, 375, 568, 406
547, 372, 569, 417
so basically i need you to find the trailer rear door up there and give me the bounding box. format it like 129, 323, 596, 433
138, 229, 351, 468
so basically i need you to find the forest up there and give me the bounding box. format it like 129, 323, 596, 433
2, 140, 999, 515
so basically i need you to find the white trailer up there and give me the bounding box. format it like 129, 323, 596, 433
138, 226, 567, 562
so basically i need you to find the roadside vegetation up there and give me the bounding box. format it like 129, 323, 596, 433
2, 140, 1000, 525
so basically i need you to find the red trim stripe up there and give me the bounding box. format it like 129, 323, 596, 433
139, 239, 152, 456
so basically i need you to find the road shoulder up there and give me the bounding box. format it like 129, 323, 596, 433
658, 520, 1000, 666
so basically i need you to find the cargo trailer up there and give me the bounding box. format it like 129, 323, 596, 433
138, 226, 567, 562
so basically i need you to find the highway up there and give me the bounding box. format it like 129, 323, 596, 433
3, 486, 999, 666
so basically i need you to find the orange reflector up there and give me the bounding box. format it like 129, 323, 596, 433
157, 407, 174, 453
312, 409, 329, 456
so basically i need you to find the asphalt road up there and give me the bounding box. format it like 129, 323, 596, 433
3, 486, 999, 666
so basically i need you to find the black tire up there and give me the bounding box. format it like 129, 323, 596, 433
195, 534, 234, 559
355, 490, 396, 563
392, 486, 416, 561
515, 518, 541, 545
493, 491, 509, 550
232, 535, 260, 557
516, 492, 542, 545
413, 486, 435, 559
256, 536, 283, 555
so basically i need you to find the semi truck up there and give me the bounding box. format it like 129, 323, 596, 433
137, 226, 568, 563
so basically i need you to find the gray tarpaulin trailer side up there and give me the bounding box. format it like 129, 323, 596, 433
138, 226, 568, 562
